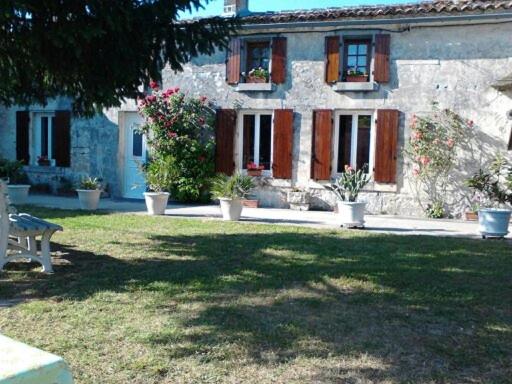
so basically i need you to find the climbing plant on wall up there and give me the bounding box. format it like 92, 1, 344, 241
404, 102, 472, 218
138, 83, 215, 202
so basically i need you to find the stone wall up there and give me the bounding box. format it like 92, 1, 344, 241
160, 21, 512, 217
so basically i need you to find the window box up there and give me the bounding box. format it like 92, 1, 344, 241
346, 74, 368, 83
247, 169, 263, 177
246, 75, 267, 84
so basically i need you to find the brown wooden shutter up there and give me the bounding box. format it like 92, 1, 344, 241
215, 109, 236, 175
325, 36, 340, 84
226, 38, 241, 85
53, 110, 71, 167
271, 37, 287, 84
272, 109, 293, 179
374, 34, 390, 83
16, 111, 30, 164
374, 109, 399, 183
311, 110, 333, 180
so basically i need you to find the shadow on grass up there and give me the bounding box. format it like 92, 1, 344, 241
2, 228, 512, 382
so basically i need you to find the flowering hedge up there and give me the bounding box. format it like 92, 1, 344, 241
404, 103, 471, 217
138, 83, 215, 202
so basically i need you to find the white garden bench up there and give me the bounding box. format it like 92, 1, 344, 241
0, 181, 62, 273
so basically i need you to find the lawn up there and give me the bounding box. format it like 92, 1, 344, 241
0, 207, 511, 383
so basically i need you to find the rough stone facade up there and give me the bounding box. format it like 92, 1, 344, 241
0, 11, 511, 218
159, 20, 512, 217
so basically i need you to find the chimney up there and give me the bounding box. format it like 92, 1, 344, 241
223, 0, 249, 16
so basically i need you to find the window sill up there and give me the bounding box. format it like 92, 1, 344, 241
24, 165, 66, 174
235, 83, 274, 92
332, 82, 379, 92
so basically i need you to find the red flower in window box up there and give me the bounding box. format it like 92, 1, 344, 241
247, 162, 264, 176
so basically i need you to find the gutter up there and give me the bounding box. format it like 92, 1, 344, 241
240, 12, 512, 30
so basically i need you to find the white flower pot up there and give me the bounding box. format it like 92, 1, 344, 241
337, 201, 366, 228
478, 208, 511, 238
7, 184, 31, 205
77, 189, 102, 210
144, 192, 170, 215
219, 198, 243, 221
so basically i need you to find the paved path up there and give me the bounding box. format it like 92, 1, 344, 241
25, 194, 511, 240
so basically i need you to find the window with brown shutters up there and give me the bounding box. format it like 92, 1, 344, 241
374, 109, 399, 183
16, 111, 30, 164
52, 110, 71, 167
271, 37, 287, 84
325, 36, 340, 84
226, 38, 241, 85
374, 34, 391, 83
272, 109, 293, 179
215, 109, 237, 175
311, 110, 333, 180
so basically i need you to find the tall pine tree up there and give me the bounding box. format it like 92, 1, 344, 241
0, 0, 238, 114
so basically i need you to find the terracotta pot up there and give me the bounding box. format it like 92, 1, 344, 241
242, 199, 258, 208
464, 211, 478, 221
346, 75, 368, 83
247, 169, 263, 177
247, 76, 267, 83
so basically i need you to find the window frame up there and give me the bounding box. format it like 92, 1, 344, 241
342, 38, 372, 82
244, 39, 272, 83
32, 112, 56, 166
237, 110, 274, 176
332, 110, 376, 177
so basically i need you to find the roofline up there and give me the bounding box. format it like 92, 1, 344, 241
239, 11, 512, 30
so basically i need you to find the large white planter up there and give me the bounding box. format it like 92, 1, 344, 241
7, 184, 30, 205
337, 201, 366, 228
219, 198, 243, 221
478, 208, 511, 238
77, 189, 102, 210
144, 192, 170, 215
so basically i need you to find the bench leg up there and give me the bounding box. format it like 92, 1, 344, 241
40, 232, 54, 274
27, 236, 38, 257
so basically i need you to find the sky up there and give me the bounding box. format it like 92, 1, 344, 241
183, 0, 418, 17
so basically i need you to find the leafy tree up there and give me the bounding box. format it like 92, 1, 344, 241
0, 0, 238, 115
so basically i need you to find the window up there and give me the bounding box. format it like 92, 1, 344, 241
333, 112, 374, 174
241, 112, 273, 171
34, 113, 55, 165
245, 41, 270, 83
343, 39, 371, 82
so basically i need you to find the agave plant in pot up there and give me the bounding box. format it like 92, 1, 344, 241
142, 155, 173, 215
466, 154, 512, 238
325, 165, 371, 228
76, 176, 102, 210
0, 158, 31, 205
211, 173, 255, 221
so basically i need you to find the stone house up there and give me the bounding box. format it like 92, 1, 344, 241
1, 0, 512, 216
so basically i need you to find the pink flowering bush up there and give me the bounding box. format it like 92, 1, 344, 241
404, 103, 471, 217
138, 84, 215, 202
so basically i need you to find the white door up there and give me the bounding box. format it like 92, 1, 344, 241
123, 113, 147, 199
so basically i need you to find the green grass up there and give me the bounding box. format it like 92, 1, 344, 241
1, 207, 511, 383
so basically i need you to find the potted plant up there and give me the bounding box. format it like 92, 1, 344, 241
76, 176, 102, 210
287, 187, 311, 211
325, 165, 371, 228
211, 173, 255, 221
464, 192, 483, 221
246, 67, 269, 83
466, 154, 512, 238
0, 158, 31, 205
247, 162, 264, 177
37, 156, 51, 166
141, 155, 172, 215
346, 68, 368, 83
